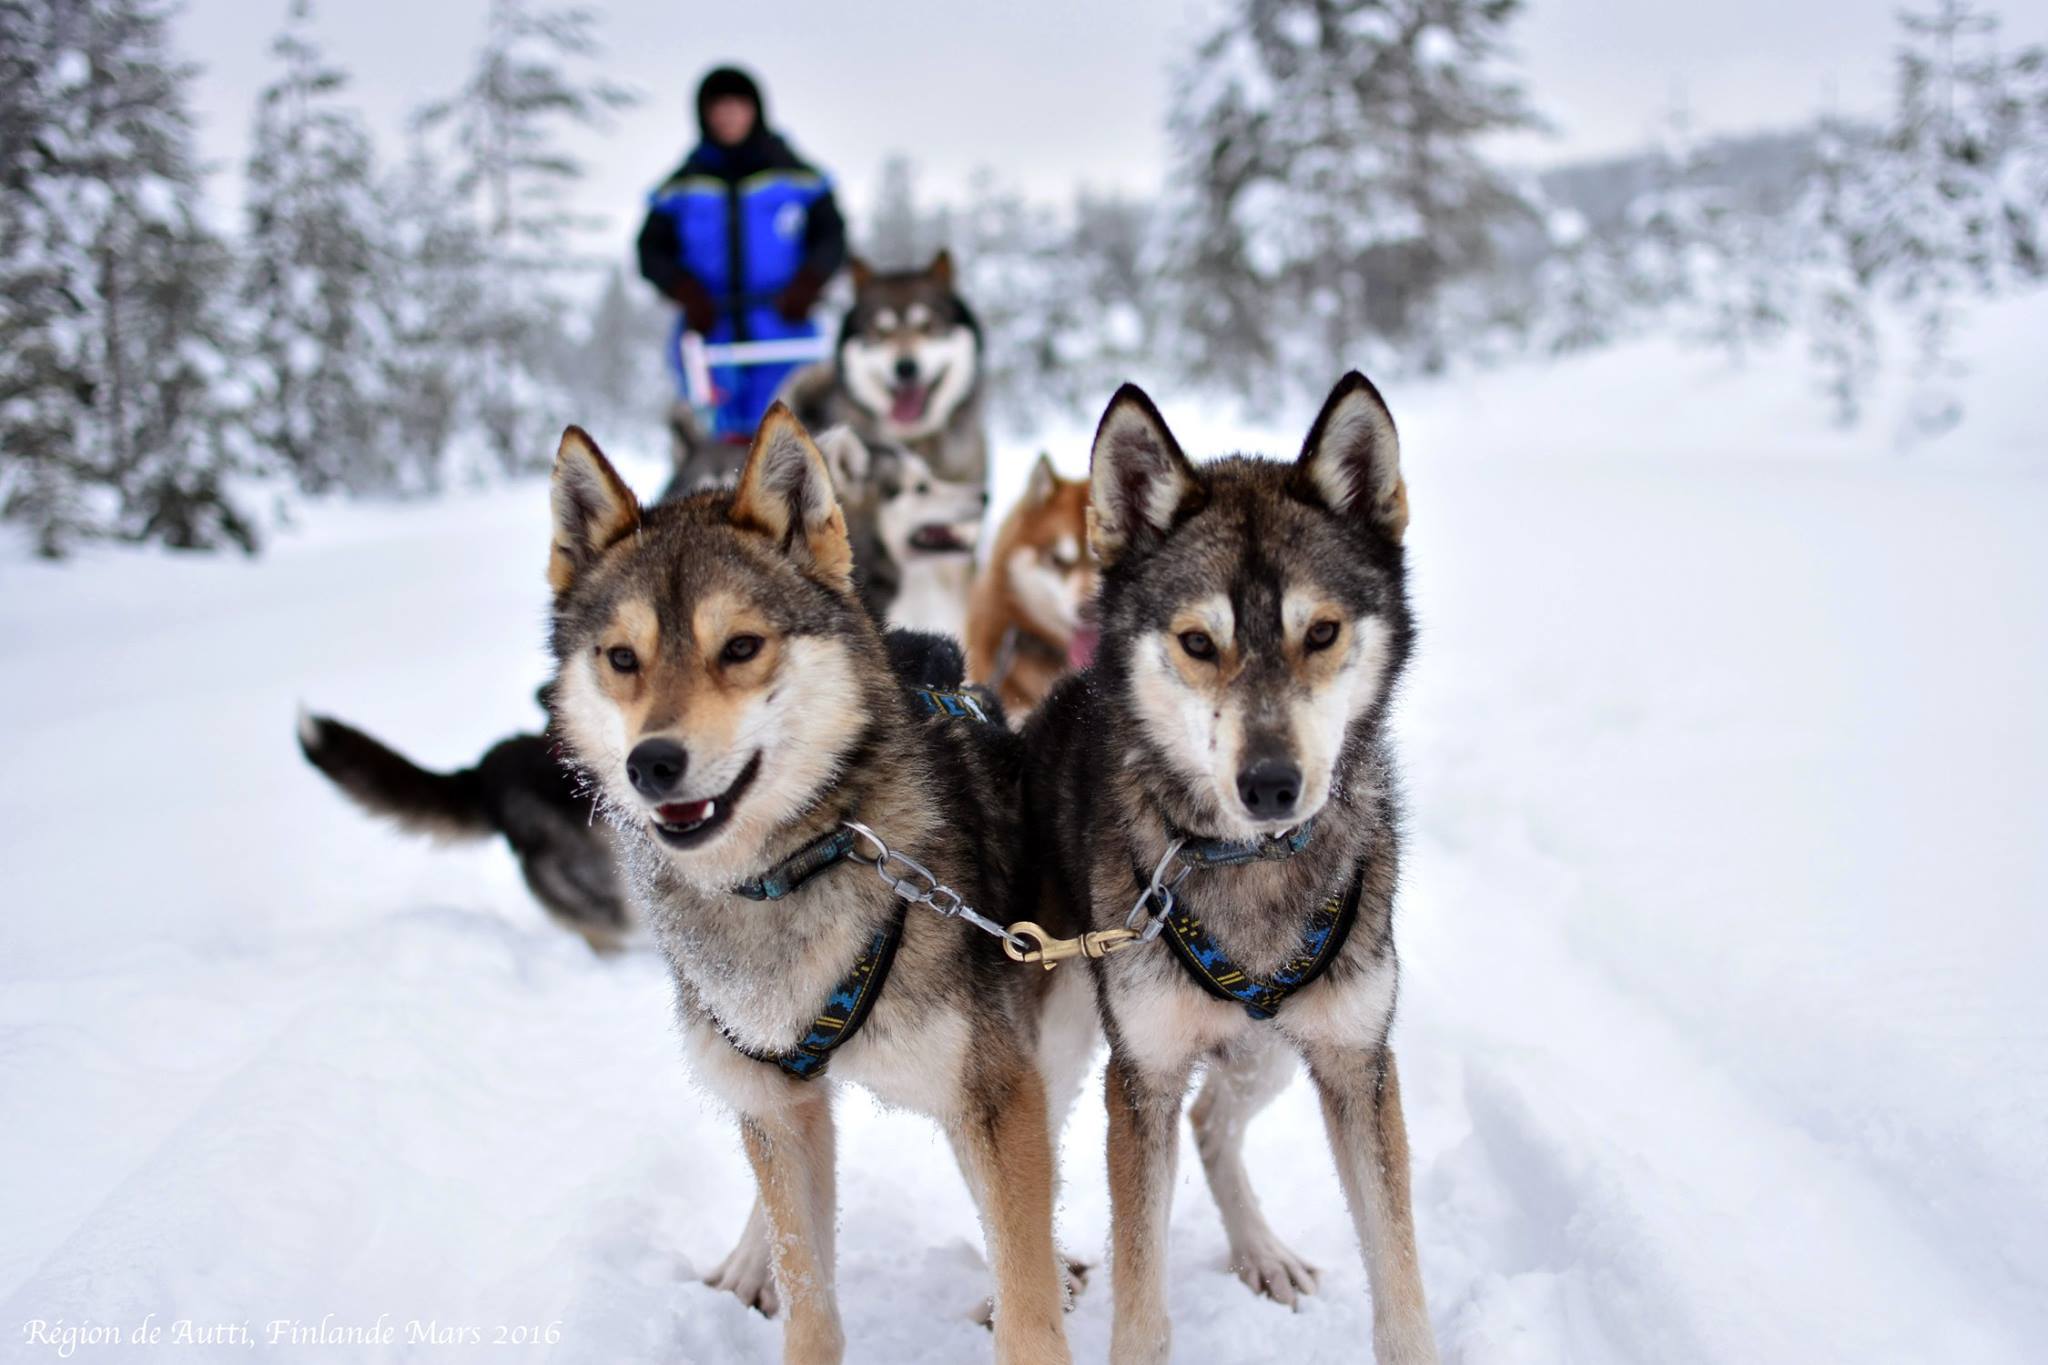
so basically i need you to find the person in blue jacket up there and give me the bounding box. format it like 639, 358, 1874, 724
637, 67, 847, 440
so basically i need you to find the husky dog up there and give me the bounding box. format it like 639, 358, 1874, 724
779, 250, 987, 487
297, 713, 631, 952
871, 443, 986, 638
294, 426, 971, 952
1024, 376, 1436, 1363
544, 406, 1085, 1364
966, 454, 1098, 720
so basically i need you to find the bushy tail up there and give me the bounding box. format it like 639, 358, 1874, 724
298, 710, 493, 841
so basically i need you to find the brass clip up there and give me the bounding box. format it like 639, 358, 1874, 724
1002, 922, 1144, 970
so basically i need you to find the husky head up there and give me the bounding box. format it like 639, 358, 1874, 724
837, 250, 981, 441
1087, 374, 1412, 841
544, 408, 892, 889
997, 454, 1098, 661
873, 442, 985, 565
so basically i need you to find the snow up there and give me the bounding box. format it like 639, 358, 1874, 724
4, 292, 2046, 1363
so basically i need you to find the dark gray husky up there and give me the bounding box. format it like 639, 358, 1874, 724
1023, 374, 1437, 1363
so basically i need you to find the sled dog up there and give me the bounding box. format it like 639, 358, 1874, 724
297, 714, 631, 952
965, 454, 1097, 720
545, 405, 1086, 1364
778, 250, 987, 487
1023, 375, 1437, 1363
870, 440, 986, 638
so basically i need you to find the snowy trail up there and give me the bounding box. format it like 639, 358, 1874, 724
5, 312, 2046, 1362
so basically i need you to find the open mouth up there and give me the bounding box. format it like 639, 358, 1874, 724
888, 365, 946, 425
649, 752, 761, 849
907, 522, 975, 553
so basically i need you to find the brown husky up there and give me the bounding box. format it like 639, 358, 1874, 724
1023, 375, 1437, 1363
965, 454, 1098, 720
544, 405, 1088, 1364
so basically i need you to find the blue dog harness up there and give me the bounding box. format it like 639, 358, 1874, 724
714, 903, 908, 1080
1140, 819, 1364, 1020
709, 684, 1005, 1080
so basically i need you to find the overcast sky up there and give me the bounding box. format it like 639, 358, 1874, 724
176, 0, 2035, 267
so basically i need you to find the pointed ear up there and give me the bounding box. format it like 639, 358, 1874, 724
849, 256, 873, 291
1024, 451, 1059, 506
732, 404, 855, 591
928, 248, 953, 288
549, 426, 640, 595
1087, 384, 1200, 567
814, 425, 872, 494
1293, 371, 1407, 542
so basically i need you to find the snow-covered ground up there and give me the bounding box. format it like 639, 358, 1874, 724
4, 296, 2045, 1364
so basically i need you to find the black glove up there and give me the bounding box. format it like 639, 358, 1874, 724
774, 266, 826, 323
670, 275, 717, 334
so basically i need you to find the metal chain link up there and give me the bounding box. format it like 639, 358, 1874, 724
1124, 837, 1192, 943
841, 820, 1026, 950
840, 821, 1206, 971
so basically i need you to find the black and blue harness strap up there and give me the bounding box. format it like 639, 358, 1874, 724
731, 827, 860, 901
908, 686, 996, 724
716, 902, 909, 1080
1157, 868, 1362, 1021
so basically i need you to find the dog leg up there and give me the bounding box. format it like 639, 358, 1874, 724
1190, 1035, 1320, 1306
739, 1090, 844, 1365
1306, 1045, 1437, 1364
1104, 1053, 1189, 1365
949, 1056, 1073, 1365
702, 1195, 780, 1317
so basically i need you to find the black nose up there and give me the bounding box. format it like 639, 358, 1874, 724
625, 739, 687, 799
1237, 757, 1301, 817
894, 356, 918, 383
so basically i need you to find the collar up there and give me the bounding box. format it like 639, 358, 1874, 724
1172, 816, 1317, 869
731, 826, 859, 901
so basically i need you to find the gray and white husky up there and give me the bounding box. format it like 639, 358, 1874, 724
778, 250, 987, 487
1023, 374, 1438, 1363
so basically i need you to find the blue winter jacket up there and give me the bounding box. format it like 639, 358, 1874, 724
637, 131, 846, 436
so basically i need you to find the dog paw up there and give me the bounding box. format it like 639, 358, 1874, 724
1062, 1256, 1092, 1305
965, 1258, 1090, 1327
1228, 1234, 1319, 1308
702, 1246, 779, 1318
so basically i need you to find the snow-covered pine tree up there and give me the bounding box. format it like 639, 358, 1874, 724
1799, 112, 1883, 426
1847, 1, 2048, 434
537, 265, 670, 434
866, 155, 947, 270
0, 0, 253, 556
0, 0, 88, 553
1529, 207, 1635, 356
1623, 104, 1793, 364
413, 0, 634, 472
1166, 0, 1543, 390
242, 0, 392, 494
375, 141, 488, 490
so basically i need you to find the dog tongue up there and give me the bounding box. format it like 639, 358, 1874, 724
890, 384, 928, 424
1068, 624, 1100, 669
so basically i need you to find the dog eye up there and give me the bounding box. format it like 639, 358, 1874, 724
916, 482, 930, 494
1178, 630, 1217, 661
605, 646, 639, 673
721, 634, 764, 664
1305, 620, 1341, 652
